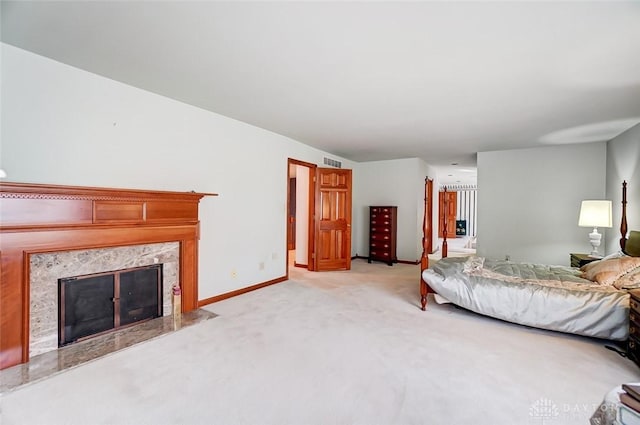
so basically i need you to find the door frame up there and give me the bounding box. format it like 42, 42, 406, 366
287, 177, 296, 250
286, 158, 317, 276
425, 177, 434, 254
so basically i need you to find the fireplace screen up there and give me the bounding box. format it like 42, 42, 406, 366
58, 264, 162, 346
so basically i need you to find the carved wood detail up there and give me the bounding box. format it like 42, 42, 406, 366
0, 182, 216, 370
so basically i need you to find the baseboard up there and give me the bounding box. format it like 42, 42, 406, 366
397, 259, 419, 265
198, 275, 287, 307
294, 262, 308, 268
352, 255, 418, 265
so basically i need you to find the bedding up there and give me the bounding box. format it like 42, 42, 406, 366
422, 256, 630, 340
419, 180, 638, 341
581, 256, 640, 286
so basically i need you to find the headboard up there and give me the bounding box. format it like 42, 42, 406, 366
625, 231, 640, 257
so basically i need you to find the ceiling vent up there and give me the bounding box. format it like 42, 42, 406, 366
323, 157, 342, 168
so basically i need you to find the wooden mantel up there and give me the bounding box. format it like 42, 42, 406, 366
0, 182, 216, 370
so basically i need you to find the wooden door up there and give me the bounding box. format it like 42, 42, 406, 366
314, 168, 352, 271
438, 190, 457, 238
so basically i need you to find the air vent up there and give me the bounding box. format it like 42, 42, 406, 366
440, 184, 477, 191
323, 157, 342, 168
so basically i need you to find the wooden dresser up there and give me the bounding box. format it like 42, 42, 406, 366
628, 289, 640, 367
368, 206, 397, 266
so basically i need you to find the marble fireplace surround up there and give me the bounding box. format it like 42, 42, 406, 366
30, 242, 179, 357
0, 182, 215, 370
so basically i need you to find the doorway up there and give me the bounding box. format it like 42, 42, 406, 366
437, 186, 478, 256
286, 160, 353, 274
287, 159, 316, 274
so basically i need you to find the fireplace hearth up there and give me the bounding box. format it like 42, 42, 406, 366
59, 264, 163, 346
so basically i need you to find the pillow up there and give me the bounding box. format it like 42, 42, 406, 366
624, 231, 640, 257
580, 256, 640, 286
613, 267, 640, 290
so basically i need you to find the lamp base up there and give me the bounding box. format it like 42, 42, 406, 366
588, 227, 602, 258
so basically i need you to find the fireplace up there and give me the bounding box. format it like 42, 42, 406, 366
29, 242, 179, 357
59, 264, 163, 346
0, 182, 215, 370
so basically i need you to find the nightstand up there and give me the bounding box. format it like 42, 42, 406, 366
570, 253, 598, 268
628, 290, 640, 367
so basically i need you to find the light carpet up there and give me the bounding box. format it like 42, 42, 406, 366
1, 259, 638, 424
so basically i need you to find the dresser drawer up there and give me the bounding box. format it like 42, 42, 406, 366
371, 212, 392, 219
370, 217, 392, 226
631, 319, 640, 339
370, 241, 391, 250
631, 296, 640, 314
371, 233, 392, 242
371, 226, 393, 236
630, 337, 640, 362
369, 250, 391, 259
371, 206, 393, 213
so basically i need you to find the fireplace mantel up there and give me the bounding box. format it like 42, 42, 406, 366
0, 182, 216, 370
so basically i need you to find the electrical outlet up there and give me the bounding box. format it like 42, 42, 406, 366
259, 262, 265, 270
231, 269, 238, 279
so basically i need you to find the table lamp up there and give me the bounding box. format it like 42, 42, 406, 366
578, 200, 612, 258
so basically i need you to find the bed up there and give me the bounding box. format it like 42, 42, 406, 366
419, 181, 640, 341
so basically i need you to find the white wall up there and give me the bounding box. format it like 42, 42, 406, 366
477, 142, 607, 265
294, 165, 309, 265
353, 158, 437, 262
606, 123, 640, 252
0, 43, 357, 300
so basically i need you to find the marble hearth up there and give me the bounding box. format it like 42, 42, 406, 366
29, 242, 179, 357
0, 308, 217, 393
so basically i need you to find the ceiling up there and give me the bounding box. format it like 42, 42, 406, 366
3, 1, 640, 185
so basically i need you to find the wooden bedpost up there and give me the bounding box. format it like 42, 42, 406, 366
621, 180, 628, 252
441, 186, 448, 258
420, 177, 430, 310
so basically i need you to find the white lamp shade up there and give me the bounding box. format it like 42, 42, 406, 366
578, 200, 612, 228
